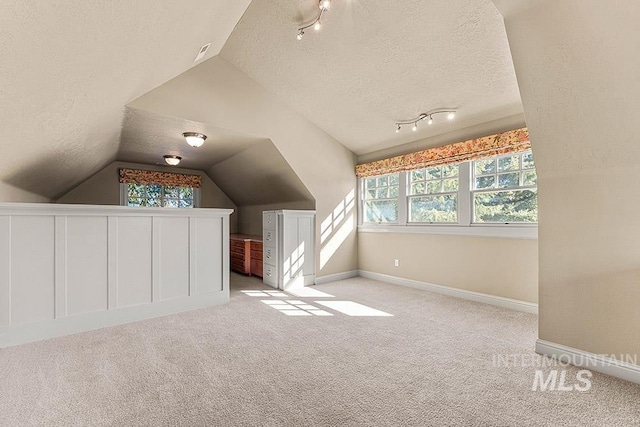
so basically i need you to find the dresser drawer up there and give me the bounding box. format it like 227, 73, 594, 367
263, 229, 276, 245
230, 240, 246, 254
263, 264, 276, 287
251, 249, 263, 262
231, 258, 247, 274
263, 212, 277, 230
263, 246, 275, 266
250, 240, 263, 253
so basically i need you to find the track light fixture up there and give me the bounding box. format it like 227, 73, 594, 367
297, 0, 331, 41
395, 110, 456, 134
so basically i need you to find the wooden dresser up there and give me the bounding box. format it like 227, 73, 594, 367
230, 234, 263, 277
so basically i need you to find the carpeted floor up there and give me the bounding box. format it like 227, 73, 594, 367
1, 273, 639, 426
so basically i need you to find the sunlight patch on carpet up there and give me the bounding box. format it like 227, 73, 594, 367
241, 290, 289, 298
314, 301, 393, 317
261, 300, 334, 316
286, 287, 335, 298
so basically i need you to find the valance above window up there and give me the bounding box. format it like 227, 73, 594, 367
118, 169, 202, 188
355, 127, 530, 178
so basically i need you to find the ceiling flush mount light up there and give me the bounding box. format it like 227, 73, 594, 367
163, 155, 182, 166
395, 110, 457, 134
297, 0, 331, 41
182, 132, 207, 148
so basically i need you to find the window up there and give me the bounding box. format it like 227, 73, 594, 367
472, 151, 537, 223
125, 183, 197, 208
362, 173, 399, 223
358, 150, 538, 232
408, 164, 459, 223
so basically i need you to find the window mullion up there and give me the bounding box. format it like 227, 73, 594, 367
458, 162, 471, 226
398, 171, 408, 225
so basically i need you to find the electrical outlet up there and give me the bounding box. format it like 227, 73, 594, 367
394, 259, 399, 267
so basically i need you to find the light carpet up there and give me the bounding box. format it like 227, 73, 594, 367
1, 273, 639, 426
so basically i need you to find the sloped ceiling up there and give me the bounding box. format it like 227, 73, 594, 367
206, 141, 314, 206
221, 0, 523, 155
2, 0, 523, 202
119, 108, 266, 169
0, 0, 251, 199
118, 108, 313, 206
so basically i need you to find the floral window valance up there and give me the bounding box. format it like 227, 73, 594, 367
119, 169, 202, 188
355, 127, 530, 178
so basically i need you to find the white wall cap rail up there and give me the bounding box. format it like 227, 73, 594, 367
0, 202, 234, 217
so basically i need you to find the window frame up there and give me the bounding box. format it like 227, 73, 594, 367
361, 172, 402, 224
407, 164, 460, 225
357, 151, 538, 239
120, 183, 201, 208
471, 151, 538, 224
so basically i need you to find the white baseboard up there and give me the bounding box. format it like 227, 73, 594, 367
0, 290, 228, 349
358, 270, 538, 314
314, 270, 359, 285
536, 339, 640, 386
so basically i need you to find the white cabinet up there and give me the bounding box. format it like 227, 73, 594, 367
262, 210, 315, 290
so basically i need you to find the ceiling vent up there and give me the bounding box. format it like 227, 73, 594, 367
194, 42, 212, 62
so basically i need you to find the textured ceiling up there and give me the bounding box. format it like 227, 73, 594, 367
118, 108, 266, 169
119, 108, 312, 206
0, 0, 251, 199
221, 0, 523, 155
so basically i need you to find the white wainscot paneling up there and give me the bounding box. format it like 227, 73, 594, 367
0, 216, 10, 328
11, 216, 55, 325
193, 217, 223, 293
66, 216, 108, 316
157, 217, 190, 301
117, 217, 153, 307
0, 203, 232, 348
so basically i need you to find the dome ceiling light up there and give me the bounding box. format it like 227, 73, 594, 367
182, 132, 207, 148
163, 155, 182, 166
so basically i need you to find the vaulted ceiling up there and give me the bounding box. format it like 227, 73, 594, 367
221, 0, 522, 155
0, 0, 522, 201
0, 0, 252, 199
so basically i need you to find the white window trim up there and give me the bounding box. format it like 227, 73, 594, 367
358, 223, 537, 240
358, 159, 538, 240
120, 183, 202, 208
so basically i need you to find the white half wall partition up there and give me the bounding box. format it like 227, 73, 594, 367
0, 203, 232, 348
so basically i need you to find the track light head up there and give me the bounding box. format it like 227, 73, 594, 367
395, 125, 401, 134
427, 116, 433, 125
447, 112, 456, 120
412, 123, 418, 132
297, 0, 331, 40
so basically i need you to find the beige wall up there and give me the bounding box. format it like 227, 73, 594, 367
359, 232, 538, 303
56, 161, 239, 232
237, 201, 316, 236
0, 181, 50, 203
495, 0, 640, 356
129, 56, 358, 277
